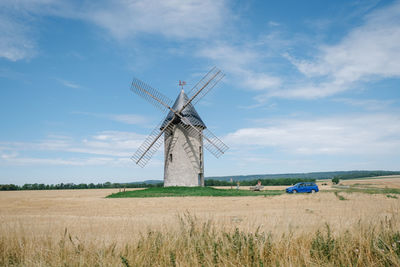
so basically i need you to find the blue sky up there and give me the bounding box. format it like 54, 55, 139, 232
1, 0, 399, 185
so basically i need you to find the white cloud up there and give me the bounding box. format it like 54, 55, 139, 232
50, 131, 145, 157
242, 72, 281, 91
277, 1, 400, 99
0, 13, 36, 61
76, 131, 144, 157
111, 114, 149, 125
0, 151, 18, 159
0, 128, 169, 168
1, 156, 130, 166
333, 98, 397, 111
268, 21, 280, 27
73, 112, 150, 126
198, 43, 281, 91
198, 44, 258, 73
85, 0, 229, 40
264, 79, 346, 99
225, 113, 400, 156
0, 0, 66, 61
57, 79, 81, 89
0, 130, 148, 166
0, 0, 229, 61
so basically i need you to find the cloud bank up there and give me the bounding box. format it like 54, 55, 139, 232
226, 113, 400, 155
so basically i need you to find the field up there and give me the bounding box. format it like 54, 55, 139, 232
1, 177, 400, 266
338, 175, 400, 188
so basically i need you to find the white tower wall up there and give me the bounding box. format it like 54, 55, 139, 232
164, 124, 204, 187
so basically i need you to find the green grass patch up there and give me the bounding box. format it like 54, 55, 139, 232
334, 191, 347, 200
386, 194, 398, 199
350, 183, 373, 187
345, 187, 400, 195
106, 186, 284, 198
331, 185, 400, 194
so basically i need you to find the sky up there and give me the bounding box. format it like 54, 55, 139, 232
1, 0, 400, 185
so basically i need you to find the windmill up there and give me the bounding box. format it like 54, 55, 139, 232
130, 67, 228, 187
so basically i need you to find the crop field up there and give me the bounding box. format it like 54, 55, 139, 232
338, 175, 400, 188
1, 177, 400, 266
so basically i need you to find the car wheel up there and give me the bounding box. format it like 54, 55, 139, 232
293, 190, 297, 194
311, 189, 316, 194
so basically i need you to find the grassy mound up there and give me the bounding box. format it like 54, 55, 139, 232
107, 186, 284, 198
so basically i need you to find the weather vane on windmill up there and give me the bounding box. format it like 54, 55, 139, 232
179, 80, 186, 90
129, 67, 228, 187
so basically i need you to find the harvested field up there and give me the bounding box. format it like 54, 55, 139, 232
2, 188, 399, 239
339, 175, 400, 188
1, 179, 400, 266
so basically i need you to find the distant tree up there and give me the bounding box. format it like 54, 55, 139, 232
332, 177, 340, 185
78, 183, 88, 189
0, 184, 19, 190
22, 184, 32, 190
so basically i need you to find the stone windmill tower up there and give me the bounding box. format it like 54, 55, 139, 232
130, 67, 228, 186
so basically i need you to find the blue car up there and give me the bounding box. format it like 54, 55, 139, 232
286, 182, 319, 193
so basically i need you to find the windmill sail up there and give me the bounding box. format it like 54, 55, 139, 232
130, 77, 173, 113
186, 67, 225, 107
179, 116, 228, 158
132, 118, 174, 167
202, 128, 229, 158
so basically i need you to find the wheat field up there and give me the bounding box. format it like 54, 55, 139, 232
1, 180, 400, 266
339, 175, 400, 188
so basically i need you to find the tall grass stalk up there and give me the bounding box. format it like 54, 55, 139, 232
1, 213, 399, 266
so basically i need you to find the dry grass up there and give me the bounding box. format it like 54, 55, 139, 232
1, 182, 400, 266
339, 175, 400, 189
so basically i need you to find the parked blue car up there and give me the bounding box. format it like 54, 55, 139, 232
286, 182, 319, 193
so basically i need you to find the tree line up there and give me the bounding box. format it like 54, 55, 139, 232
0, 182, 163, 191
205, 178, 316, 186
0, 178, 317, 191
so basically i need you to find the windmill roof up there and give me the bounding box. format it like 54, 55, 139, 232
161, 90, 206, 129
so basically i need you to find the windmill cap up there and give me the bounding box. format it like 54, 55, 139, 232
160, 90, 206, 129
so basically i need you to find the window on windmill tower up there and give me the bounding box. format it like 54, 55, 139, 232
169, 153, 173, 162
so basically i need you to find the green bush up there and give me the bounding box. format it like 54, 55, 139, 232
332, 177, 340, 184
